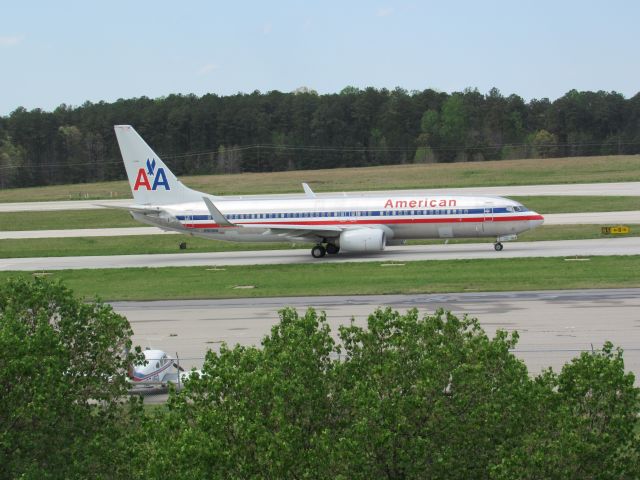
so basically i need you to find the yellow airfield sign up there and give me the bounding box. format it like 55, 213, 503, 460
601, 226, 630, 235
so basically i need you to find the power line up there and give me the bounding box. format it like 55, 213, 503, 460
2, 140, 639, 172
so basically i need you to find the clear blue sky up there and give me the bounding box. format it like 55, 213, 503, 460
1, 0, 638, 115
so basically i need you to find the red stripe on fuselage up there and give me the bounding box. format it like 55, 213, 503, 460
182, 214, 543, 229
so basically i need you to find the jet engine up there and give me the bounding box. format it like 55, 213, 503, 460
339, 228, 386, 252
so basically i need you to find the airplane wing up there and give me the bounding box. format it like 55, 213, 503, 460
202, 197, 345, 240
253, 223, 344, 240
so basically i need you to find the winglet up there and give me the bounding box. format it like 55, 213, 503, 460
302, 183, 316, 198
203, 197, 235, 227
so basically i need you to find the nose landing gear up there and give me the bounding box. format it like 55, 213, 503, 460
494, 242, 503, 251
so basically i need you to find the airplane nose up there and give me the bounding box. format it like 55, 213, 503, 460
529, 213, 544, 229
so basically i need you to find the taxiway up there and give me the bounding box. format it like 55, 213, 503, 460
2, 237, 640, 271
115, 289, 640, 377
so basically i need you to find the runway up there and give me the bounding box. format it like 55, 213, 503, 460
114, 289, 640, 378
1, 182, 638, 213
2, 237, 639, 271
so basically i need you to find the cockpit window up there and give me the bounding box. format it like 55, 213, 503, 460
513, 205, 527, 212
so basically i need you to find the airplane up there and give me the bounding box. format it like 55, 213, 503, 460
110, 125, 544, 257
128, 348, 198, 389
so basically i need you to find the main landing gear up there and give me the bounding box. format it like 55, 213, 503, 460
311, 243, 340, 258
326, 243, 340, 255
494, 242, 504, 251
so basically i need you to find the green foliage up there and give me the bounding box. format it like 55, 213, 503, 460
1, 281, 638, 478
0, 278, 143, 479
0, 134, 24, 189
528, 129, 559, 158
141, 308, 337, 478
331, 309, 530, 478
440, 94, 468, 156
137, 308, 640, 479
492, 343, 640, 479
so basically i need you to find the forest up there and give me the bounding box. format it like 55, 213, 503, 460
1, 87, 639, 189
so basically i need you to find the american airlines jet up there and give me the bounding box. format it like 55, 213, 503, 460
112, 125, 544, 258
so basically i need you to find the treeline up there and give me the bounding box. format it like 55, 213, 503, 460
1, 87, 639, 189
2, 279, 639, 479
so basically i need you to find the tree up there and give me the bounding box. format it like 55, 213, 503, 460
0, 134, 25, 188
415, 109, 440, 162
140, 307, 640, 479
439, 94, 468, 161
2, 87, 640, 189
141, 307, 336, 479
332, 308, 532, 479
0, 278, 143, 479
492, 343, 640, 479
528, 129, 559, 158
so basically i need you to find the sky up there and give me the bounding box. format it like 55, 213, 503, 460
1, 0, 638, 115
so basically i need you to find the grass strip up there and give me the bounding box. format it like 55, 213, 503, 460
511, 196, 640, 214
1, 155, 639, 203
1, 256, 638, 301
1, 225, 637, 258
0, 235, 304, 258
0, 209, 139, 231
2, 196, 639, 232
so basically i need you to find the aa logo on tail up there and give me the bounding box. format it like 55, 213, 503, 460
133, 158, 170, 191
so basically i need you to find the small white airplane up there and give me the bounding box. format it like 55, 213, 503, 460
111, 125, 544, 257
128, 348, 182, 387
128, 348, 199, 388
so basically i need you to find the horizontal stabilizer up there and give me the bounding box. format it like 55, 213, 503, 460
95, 204, 162, 214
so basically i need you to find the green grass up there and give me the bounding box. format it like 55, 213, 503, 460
0, 235, 308, 258
1, 256, 638, 301
0, 209, 139, 231
2, 196, 639, 232
1, 154, 639, 203
1, 225, 636, 259
511, 196, 640, 214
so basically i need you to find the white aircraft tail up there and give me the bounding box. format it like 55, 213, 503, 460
114, 125, 208, 205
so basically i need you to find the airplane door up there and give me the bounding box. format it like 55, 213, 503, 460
481, 206, 494, 233
483, 207, 493, 222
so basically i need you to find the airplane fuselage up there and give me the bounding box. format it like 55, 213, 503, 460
133, 193, 544, 245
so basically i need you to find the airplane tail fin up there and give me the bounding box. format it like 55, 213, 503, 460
114, 125, 208, 205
